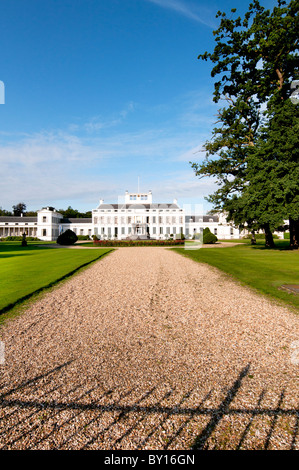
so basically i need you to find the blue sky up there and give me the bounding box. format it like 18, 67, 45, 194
0, 0, 277, 212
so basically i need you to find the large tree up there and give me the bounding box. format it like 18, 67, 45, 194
12, 202, 26, 216
191, 0, 299, 247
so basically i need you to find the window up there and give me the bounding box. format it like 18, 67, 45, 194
214, 228, 217, 235
152, 216, 156, 223
43, 216, 47, 222
43, 229, 47, 236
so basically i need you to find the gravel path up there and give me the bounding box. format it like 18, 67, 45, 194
0, 247, 298, 450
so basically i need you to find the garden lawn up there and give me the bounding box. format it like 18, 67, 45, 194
173, 241, 299, 311
0, 242, 112, 314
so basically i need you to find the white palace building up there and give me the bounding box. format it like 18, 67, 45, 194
0, 190, 242, 241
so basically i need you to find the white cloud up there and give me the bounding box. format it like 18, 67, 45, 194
0, 93, 217, 211
146, 0, 216, 28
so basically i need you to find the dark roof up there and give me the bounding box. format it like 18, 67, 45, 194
185, 215, 219, 223
61, 218, 92, 224
0, 216, 37, 223
97, 203, 180, 210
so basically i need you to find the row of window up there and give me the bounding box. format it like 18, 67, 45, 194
95, 227, 184, 236
93, 216, 184, 225
3, 222, 37, 226
41, 216, 61, 224
95, 208, 182, 213
129, 195, 148, 200
185, 227, 234, 235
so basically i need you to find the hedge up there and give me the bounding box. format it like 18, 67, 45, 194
93, 239, 185, 247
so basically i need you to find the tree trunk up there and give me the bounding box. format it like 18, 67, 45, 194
264, 223, 275, 248
289, 217, 299, 250
250, 230, 256, 245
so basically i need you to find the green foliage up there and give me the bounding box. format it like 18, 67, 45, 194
92, 239, 185, 247
243, 233, 279, 239
57, 229, 78, 245
12, 202, 26, 216
191, 0, 299, 249
58, 206, 92, 218
1, 236, 40, 241
203, 227, 218, 244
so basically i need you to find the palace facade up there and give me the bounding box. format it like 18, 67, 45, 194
0, 190, 242, 241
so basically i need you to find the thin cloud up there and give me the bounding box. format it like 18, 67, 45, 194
146, 0, 216, 28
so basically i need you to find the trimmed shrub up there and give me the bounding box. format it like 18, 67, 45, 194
57, 229, 78, 245
203, 227, 218, 244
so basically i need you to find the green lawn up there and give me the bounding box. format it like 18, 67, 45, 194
173, 240, 299, 311
0, 242, 112, 315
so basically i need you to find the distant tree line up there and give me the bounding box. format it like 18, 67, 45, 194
0, 203, 91, 218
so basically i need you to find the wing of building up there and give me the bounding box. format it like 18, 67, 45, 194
0, 190, 244, 241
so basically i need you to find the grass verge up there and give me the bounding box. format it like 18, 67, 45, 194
0, 242, 113, 319
173, 240, 299, 312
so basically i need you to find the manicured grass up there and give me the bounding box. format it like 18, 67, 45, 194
173, 240, 299, 311
0, 242, 112, 315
